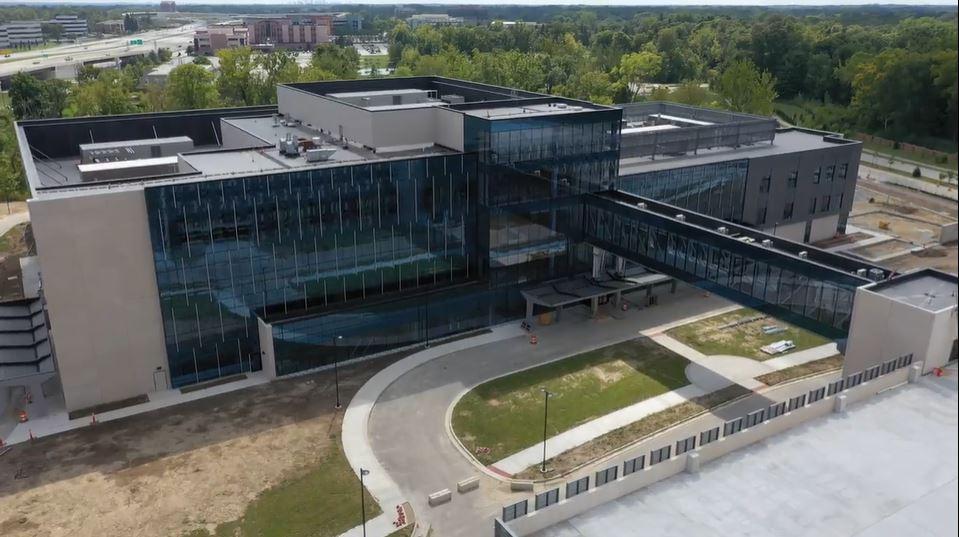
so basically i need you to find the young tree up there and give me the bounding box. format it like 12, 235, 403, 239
217, 47, 266, 106
715, 60, 778, 115
8, 74, 69, 120
617, 51, 663, 101
65, 71, 136, 117
311, 44, 360, 79
0, 107, 26, 206
166, 64, 218, 111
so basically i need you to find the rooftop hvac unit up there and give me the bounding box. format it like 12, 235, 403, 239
636, 202, 647, 209
856, 268, 868, 277
868, 268, 885, 281
798, 251, 809, 259
761, 239, 773, 247
305, 148, 336, 162
675, 214, 685, 221
717, 226, 728, 234
441, 94, 465, 105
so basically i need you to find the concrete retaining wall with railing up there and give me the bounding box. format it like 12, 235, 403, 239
500, 359, 917, 536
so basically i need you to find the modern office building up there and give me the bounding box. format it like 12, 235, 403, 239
20, 76, 945, 417
48, 15, 89, 39
244, 14, 333, 51
0, 21, 42, 48
193, 25, 249, 55
407, 14, 465, 29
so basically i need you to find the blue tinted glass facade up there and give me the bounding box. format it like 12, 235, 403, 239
145, 153, 478, 387
582, 194, 862, 336
617, 160, 749, 223
464, 109, 622, 288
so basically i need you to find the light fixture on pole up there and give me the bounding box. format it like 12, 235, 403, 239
334, 335, 343, 409
540, 387, 553, 473
359, 468, 370, 537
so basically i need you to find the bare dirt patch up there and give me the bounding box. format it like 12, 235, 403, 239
849, 211, 943, 245
0, 359, 394, 537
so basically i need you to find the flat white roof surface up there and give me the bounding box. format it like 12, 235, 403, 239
327, 88, 431, 98
870, 272, 958, 311
463, 102, 598, 120
621, 124, 681, 135
650, 113, 714, 126
533, 368, 958, 537
77, 156, 179, 172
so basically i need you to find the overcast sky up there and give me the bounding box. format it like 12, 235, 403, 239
8, 1, 958, 6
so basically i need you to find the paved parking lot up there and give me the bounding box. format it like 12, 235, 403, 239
535, 366, 958, 537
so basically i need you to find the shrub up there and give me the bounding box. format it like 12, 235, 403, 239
912, 166, 922, 178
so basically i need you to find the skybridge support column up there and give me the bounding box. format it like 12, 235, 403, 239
592, 246, 605, 279
525, 299, 534, 326
614, 256, 626, 276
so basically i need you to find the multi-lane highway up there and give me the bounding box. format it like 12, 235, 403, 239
0, 24, 199, 84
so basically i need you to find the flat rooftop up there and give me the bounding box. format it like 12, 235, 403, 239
619, 129, 857, 175
18, 109, 457, 196
533, 367, 959, 537
461, 101, 606, 120
867, 269, 958, 312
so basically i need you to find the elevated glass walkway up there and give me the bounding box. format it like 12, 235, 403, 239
582, 190, 892, 338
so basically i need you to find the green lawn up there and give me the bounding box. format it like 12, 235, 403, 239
189, 442, 381, 537
452, 338, 690, 466
668, 308, 831, 361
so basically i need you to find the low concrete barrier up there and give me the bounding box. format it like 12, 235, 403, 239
939, 222, 958, 245
457, 476, 480, 493
503, 364, 913, 536
427, 489, 452, 506
510, 480, 534, 492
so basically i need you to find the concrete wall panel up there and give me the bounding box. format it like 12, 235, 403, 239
28, 189, 168, 411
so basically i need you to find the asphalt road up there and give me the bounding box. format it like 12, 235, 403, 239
0, 25, 199, 81
367, 288, 730, 537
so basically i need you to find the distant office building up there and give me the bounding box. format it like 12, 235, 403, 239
0, 21, 42, 47
142, 56, 218, 86
330, 12, 363, 33
407, 14, 465, 29
95, 19, 125, 35
447, 6, 488, 25
193, 25, 248, 55
48, 15, 88, 39
245, 14, 333, 51
160, 1, 177, 13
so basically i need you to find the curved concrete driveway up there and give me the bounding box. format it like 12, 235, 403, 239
366, 289, 731, 537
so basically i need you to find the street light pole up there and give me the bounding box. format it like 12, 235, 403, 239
360, 468, 370, 537
334, 335, 343, 409
540, 387, 552, 473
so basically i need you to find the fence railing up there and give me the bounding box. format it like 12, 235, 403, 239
498, 354, 917, 536
618, 102, 778, 160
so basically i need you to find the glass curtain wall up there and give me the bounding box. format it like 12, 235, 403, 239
582, 195, 864, 336
270, 283, 525, 375
146, 153, 478, 387
464, 108, 622, 289
617, 160, 749, 223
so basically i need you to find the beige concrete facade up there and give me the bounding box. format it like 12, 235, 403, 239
844, 272, 958, 375
28, 189, 169, 412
